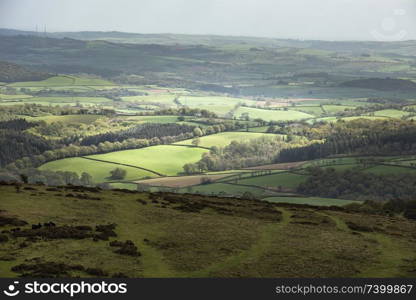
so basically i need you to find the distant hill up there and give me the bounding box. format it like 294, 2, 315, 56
1, 28, 416, 55
0, 61, 52, 83
340, 78, 416, 91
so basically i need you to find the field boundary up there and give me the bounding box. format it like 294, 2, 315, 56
80, 156, 165, 177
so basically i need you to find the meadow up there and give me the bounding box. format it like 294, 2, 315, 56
234, 172, 307, 190
233, 107, 313, 122
39, 157, 157, 183
86, 145, 209, 176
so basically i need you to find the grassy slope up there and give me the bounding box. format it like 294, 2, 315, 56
39, 157, 157, 183
0, 184, 415, 278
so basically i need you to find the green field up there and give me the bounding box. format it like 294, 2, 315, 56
322, 105, 356, 113
263, 196, 361, 207
0, 94, 33, 100
175, 132, 281, 148
235, 172, 307, 189
87, 145, 209, 176
180, 182, 277, 198
39, 157, 157, 183
371, 109, 410, 119
234, 107, 313, 122
121, 94, 178, 107
24, 114, 104, 124
119, 115, 187, 124
9, 76, 115, 87
314, 116, 389, 123
179, 96, 256, 108
241, 126, 270, 133
21, 96, 112, 106
291, 106, 324, 116
365, 165, 416, 175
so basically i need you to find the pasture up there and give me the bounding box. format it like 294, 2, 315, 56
371, 109, 410, 119
39, 157, 157, 183
322, 105, 356, 113
235, 172, 307, 189
24, 114, 104, 124
121, 94, 178, 107
263, 196, 360, 207
234, 107, 313, 122
87, 145, 209, 176
291, 106, 324, 116
365, 165, 416, 175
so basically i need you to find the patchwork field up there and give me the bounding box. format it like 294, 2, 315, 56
39, 157, 157, 183
371, 109, 411, 119
86, 145, 209, 176
233, 107, 313, 121
235, 172, 307, 190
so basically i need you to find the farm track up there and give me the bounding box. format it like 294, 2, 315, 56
80, 156, 165, 177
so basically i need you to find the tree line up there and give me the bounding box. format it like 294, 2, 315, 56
80, 123, 196, 146
183, 135, 311, 174
298, 167, 416, 202
277, 119, 416, 162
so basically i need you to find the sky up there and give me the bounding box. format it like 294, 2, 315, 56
0, 0, 415, 41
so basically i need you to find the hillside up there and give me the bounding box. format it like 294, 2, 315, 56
340, 78, 416, 91
0, 182, 415, 278
0, 61, 52, 83
1, 32, 416, 98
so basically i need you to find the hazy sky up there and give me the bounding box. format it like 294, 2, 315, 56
1, 0, 415, 41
